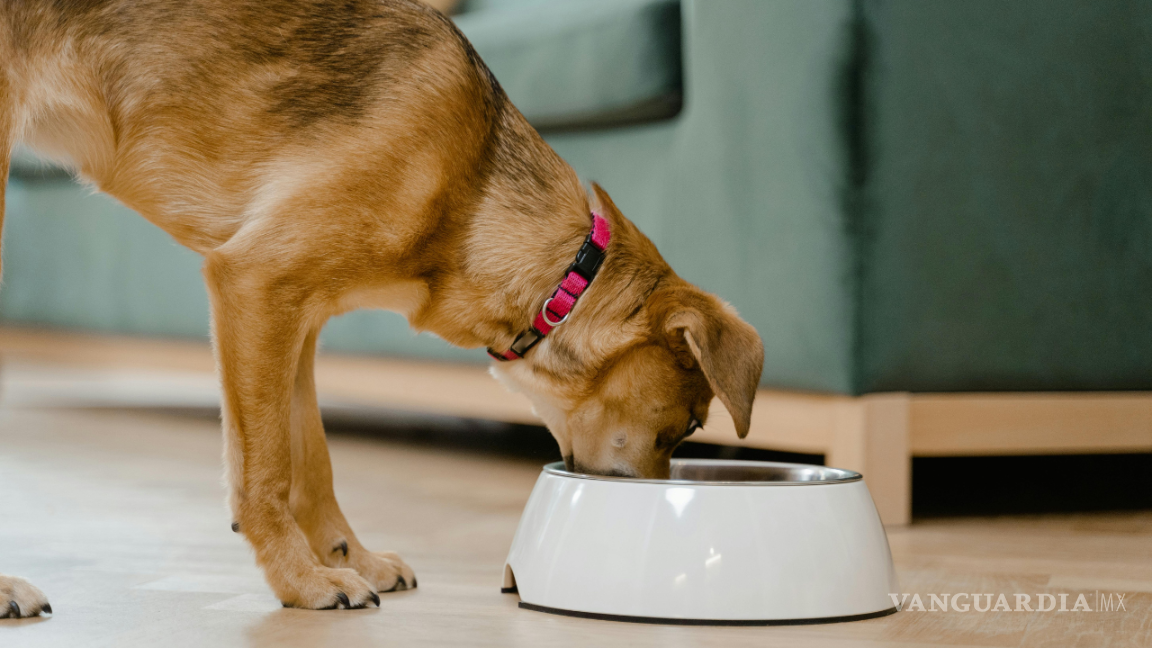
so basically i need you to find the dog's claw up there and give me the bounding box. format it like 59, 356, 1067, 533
388, 575, 408, 592
336, 592, 350, 609
411, 576, 417, 589
231, 522, 240, 533
8, 601, 19, 618
333, 540, 348, 557
369, 591, 380, 607
41, 603, 52, 615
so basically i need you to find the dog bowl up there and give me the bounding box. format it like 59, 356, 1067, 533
502, 459, 898, 625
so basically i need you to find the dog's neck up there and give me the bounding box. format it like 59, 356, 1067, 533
401, 133, 589, 346
473, 180, 605, 360
404, 115, 665, 378
468, 184, 663, 382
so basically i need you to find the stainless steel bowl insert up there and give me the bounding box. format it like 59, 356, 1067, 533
543, 459, 862, 486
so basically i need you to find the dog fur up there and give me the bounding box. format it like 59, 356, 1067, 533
0, 0, 764, 613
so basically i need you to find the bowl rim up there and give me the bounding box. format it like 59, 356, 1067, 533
542, 459, 862, 486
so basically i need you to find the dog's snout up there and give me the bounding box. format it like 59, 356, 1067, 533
568, 457, 637, 479
599, 468, 636, 478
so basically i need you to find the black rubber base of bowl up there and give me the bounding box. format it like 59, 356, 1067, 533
518, 602, 899, 626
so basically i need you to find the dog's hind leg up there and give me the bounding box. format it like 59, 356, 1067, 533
204, 249, 377, 610
288, 328, 416, 593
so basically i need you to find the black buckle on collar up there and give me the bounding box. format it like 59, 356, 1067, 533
569, 233, 605, 281
487, 326, 546, 361
509, 327, 545, 357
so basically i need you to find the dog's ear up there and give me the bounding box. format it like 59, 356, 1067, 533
661, 291, 764, 439
590, 182, 619, 220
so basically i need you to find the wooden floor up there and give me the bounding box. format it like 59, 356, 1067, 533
1, 364, 1150, 647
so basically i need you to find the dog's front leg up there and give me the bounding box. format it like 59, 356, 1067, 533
289, 329, 416, 592
204, 253, 377, 610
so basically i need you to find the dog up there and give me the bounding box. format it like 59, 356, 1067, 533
0, 0, 764, 614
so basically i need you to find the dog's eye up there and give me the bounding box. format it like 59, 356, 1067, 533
684, 418, 701, 438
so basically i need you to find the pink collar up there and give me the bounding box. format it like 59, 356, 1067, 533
488, 213, 611, 361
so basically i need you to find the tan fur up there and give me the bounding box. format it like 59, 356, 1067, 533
0, 0, 763, 611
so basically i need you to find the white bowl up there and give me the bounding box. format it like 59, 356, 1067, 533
502, 459, 899, 625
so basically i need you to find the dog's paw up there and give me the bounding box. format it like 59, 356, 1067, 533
346, 550, 417, 593
0, 575, 52, 619
276, 566, 379, 610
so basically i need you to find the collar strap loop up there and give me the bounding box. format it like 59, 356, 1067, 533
488, 213, 611, 361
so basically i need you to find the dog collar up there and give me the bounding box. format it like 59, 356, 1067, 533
487, 213, 611, 361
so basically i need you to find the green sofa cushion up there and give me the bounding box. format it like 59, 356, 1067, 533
454, 0, 682, 130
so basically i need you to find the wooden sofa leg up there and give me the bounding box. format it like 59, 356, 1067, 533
827, 393, 911, 526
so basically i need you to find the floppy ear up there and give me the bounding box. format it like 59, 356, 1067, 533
664, 297, 764, 439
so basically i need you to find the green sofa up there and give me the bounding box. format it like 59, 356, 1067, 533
5, 0, 1151, 396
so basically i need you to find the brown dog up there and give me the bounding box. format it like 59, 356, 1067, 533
0, 0, 764, 613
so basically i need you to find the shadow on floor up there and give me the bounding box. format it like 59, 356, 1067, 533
912, 453, 1152, 517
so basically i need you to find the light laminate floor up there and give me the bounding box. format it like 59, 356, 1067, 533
1, 366, 1150, 647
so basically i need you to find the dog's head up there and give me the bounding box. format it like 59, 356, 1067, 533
492, 185, 764, 479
